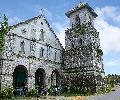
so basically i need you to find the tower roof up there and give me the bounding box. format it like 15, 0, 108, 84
65, 2, 98, 18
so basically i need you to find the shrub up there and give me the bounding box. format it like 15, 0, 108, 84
86, 87, 92, 95
48, 87, 55, 95
110, 79, 114, 88
43, 96, 47, 99
61, 86, 92, 96
28, 88, 38, 97
2, 87, 14, 99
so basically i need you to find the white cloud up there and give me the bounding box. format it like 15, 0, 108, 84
51, 16, 69, 48
56, 15, 62, 20
95, 6, 117, 20
105, 59, 120, 66
39, 8, 52, 20
8, 16, 21, 26
95, 6, 120, 22
58, 1, 69, 8
94, 6, 120, 55
52, 23, 67, 48
34, 5, 52, 20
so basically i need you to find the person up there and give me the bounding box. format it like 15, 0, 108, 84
55, 86, 57, 96
57, 86, 60, 96
24, 85, 28, 96
22, 87, 25, 97
20, 87, 23, 96
43, 86, 47, 95
13, 88, 16, 98
46, 90, 49, 96
35, 85, 39, 90
41, 86, 44, 96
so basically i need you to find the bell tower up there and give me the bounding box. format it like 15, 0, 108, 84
61, 2, 105, 93
65, 2, 97, 27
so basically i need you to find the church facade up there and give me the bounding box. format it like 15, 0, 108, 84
0, 15, 63, 91
0, 2, 105, 93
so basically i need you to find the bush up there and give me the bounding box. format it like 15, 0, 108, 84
28, 88, 38, 97
85, 87, 92, 95
2, 87, 14, 99
61, 86, 92, 96
48, 87, 55, 95
110, 79, 114, 88
43, 96, 47, 99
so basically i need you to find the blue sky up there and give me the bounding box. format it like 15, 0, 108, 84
1, 0, 120, 75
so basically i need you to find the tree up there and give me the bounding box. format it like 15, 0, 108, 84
0, 14, 9, 97
0, 13, 10, 52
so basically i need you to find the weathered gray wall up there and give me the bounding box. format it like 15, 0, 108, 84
1, 15, 63, 90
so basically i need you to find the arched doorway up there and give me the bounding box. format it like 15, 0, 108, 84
35, 68, 45, 88
51, 69, 60, 86
13, 65, 28, 95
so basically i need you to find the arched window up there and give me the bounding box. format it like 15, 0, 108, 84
20, 41, 25, 53
79, 38, 82, 46
54, 50, 57, 60
39, 29, 44, 41
40, 47, 44, 57
75, 14, 80, 25
72, 43, 74, 48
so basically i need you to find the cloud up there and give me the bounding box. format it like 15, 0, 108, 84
95, 6, 120, 22
51, 16, 69, 48
34, 5, 52, 20
58, 1, 69, 9
39, 8, 52, 20
94, 6, 120, 55
56, 15, 62, 20
95, 6, 117, 20
8, 16, 21, 26
105, 59, 120, 67
52, 23, 67, 48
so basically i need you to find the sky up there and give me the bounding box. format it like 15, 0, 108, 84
0, 0, 120, 75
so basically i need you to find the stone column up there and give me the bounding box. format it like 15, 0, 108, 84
28, 57, 36, 90
1, 75, 13, 91
28, 76, 35, 90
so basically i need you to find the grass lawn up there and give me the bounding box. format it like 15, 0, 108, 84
3, 97, 37, 100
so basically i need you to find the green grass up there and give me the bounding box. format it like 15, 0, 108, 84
3, 97, 33, 100
3, 96, 47, 100
60, 92, 91, 97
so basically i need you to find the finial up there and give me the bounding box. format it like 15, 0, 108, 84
41, 9, 44, 15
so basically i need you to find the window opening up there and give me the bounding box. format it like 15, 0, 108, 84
40, 47, 44, 57
20, 41, 25, 53
39, 29, 44, 41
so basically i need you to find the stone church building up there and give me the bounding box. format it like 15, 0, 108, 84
0, 2, 105, 93
0, 14, 63, 91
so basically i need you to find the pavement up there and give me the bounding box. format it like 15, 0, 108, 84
37, 96, 71, 100
85, 86, 120, 100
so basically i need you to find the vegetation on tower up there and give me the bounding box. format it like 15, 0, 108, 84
74, 24, 86, 38
96, 47, 103, 56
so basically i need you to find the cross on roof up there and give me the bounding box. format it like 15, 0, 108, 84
41, 9, 44, 15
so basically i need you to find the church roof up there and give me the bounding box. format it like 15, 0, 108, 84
65, 2, 98, 18
10, 14, 44, 28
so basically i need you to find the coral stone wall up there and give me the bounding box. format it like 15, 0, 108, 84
1, 15, 63, 91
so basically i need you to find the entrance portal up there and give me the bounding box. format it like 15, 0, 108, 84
35, 68, 45, 88
13, 65, 28, 95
